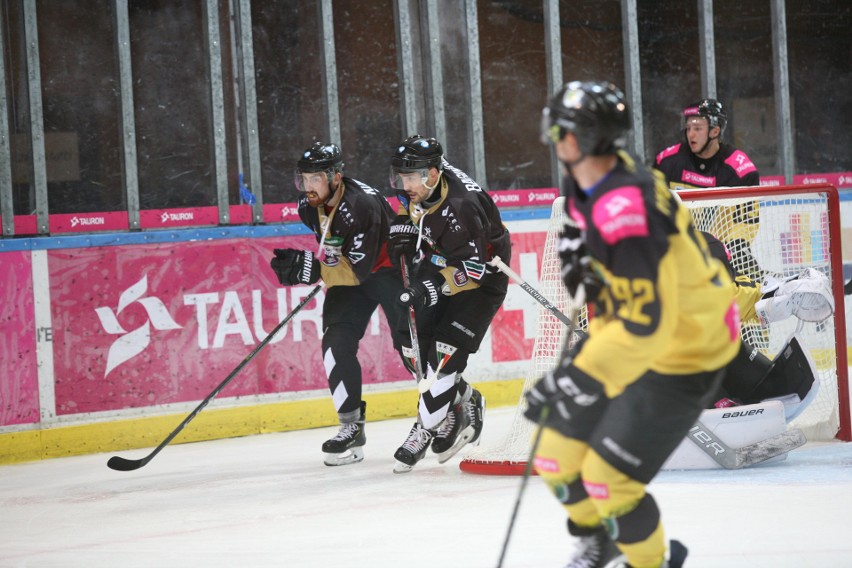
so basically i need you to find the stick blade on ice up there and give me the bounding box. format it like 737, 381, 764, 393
107, 455, 148, 471
737, 428, 807, 468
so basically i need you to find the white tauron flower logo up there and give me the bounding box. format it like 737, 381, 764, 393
95, 275, 181, 376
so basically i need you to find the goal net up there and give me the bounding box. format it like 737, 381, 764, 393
461, 184, 849, 475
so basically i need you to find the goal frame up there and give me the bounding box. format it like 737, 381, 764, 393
460, 183, 850, 476
678, 183, 849, 441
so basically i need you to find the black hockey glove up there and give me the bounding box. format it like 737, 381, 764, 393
270, 248, 321, 286
523, 360, 605, 426
387, 215, 419, 266
398, 276, 444, 309
558, 224, 604, 302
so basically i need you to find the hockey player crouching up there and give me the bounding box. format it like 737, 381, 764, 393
387, 135, 510, 473
701, 231, 834, 417
525, 81, 741, 568
269, 142, 409, 467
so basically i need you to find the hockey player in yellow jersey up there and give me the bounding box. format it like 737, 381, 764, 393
524, 81, 742, 568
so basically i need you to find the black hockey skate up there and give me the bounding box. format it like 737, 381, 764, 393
592, 538, 688, 568
463, 388, 485, 446
321, 401, 366, 466
393, 422, 433, 473
431, 401, 475, 463
564, 521, 621, 568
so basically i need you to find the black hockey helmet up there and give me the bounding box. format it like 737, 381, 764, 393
390, 135, 444, 172
294, 141, 343, 194
541, 81, 631, 156
682, 99, 727, 136
297, 141, 343, 174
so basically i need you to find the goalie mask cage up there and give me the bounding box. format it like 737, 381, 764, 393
460, 184, 850, 476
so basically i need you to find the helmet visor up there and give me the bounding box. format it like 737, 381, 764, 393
389, 167, 429, 190
294, 169, 333, 193
540, 107, 562, 145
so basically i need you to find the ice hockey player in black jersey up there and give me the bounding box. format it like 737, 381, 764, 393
269, 141, 407, 467
655, 98, 762, 280
526, 81, 742, 568
654, 99, 759, 189
387, 135, 510, 473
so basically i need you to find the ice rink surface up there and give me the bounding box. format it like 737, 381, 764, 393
2, 407, 852, 568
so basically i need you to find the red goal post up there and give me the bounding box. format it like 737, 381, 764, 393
460, 183, 850, 476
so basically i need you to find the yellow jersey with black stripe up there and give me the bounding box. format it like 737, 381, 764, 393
566, 151, 741, 398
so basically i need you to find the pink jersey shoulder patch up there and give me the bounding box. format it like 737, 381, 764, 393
725, 150, 758, 177
656, 143, 681, 165
592, 186, 649, 245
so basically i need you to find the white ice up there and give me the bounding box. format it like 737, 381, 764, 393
2, 407, 851, 568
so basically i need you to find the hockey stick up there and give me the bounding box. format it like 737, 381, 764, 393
399, 255, 427, 390
496, 286, 586, 568
488, 256, 573, 327
107, 283, 323, 472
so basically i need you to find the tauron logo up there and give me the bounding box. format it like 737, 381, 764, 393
70, 216, 106, 228
95, 275, 181, 376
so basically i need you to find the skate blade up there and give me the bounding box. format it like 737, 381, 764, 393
436, 426, 475, 464
323, 447, 364, 467
393, 461, 415, 474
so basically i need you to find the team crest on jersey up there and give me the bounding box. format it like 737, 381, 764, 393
453, 270, 468, 287
430, 254, 447, 268
348, 251, 366, 264
321, 236, 344, 266
462, 260, 486, 280
436, 341, 457, 357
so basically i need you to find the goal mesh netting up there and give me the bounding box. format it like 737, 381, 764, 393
461, 184, 849, 475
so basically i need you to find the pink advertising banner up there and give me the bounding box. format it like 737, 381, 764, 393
0, 251, 39, 426
48, 236, 406, 415
46, 228, 549, 416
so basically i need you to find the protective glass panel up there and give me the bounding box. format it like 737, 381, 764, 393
714, 1, 775, 176
787, 1, 852, 174
252, 1, 323, 203
637, 1, 701, 163
3, 1, 34, 215
478, 2, 550, 190
37, 0, 123, 214
560, 1, 625, 97
333, 0, 400, 193
130, 2, 214, 209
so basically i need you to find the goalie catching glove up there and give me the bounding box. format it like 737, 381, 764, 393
756, 267, 834, 325
558, 223, 605, 302
270, 248, 321, 286
524, 358, 605, 426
